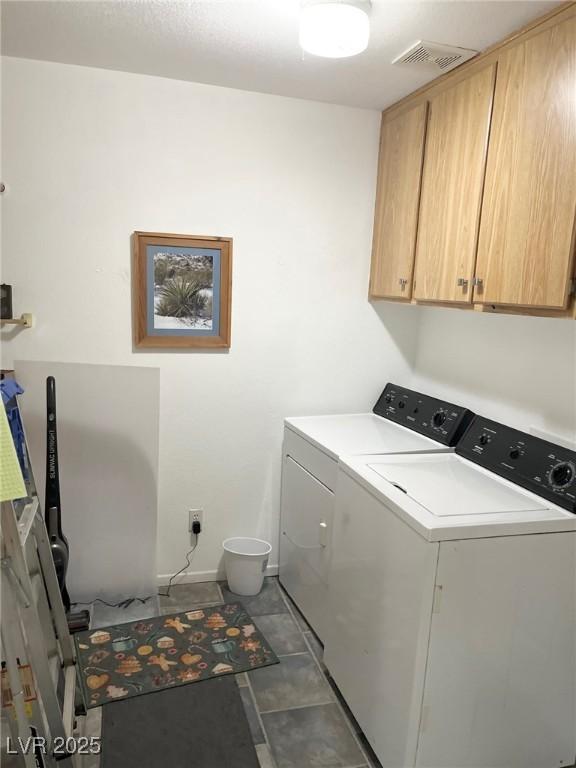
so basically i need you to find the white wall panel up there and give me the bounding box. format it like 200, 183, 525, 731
16, 360, 159, 603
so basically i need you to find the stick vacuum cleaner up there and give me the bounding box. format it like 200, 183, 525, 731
45, 376, 90, 633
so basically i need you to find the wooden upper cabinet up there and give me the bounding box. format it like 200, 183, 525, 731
475, 16, 576, 309
413, 65, 496, 304
369, 103, 428, 300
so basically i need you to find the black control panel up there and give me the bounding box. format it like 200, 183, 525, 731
373, 383, 475, 447
456, 416, 576, 514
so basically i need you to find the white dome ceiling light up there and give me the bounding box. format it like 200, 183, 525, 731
299, 0, 371, 59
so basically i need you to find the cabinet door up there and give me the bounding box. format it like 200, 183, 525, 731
369, 103, 428, 300
475, 17, 576, 309
413, 65, 496, 303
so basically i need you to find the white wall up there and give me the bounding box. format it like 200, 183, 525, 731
410, 307, 576, 444
1, 57, 419, 585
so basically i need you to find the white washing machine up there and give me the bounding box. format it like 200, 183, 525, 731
324, 415, 576, 768
279, 383, 474, 640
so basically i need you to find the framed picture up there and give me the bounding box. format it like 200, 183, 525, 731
133, 231, 232, 348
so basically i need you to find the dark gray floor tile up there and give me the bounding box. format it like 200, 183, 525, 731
158, 602, 222, 616
324, 676, 383, 767
158, 581, 222, 612
90, 597, 159, 629
277, 585, 312, 631
249, 653, 333, 713
262, 703, 366, 768
304, 631, 324, 667
254, 613, 307, 656
240, 686, 266, 745
325, 673, 362, 736
220, 577, 288, 616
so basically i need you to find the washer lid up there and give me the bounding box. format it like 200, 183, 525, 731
368, 454, 548, 517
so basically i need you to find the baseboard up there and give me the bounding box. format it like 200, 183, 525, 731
156, 563, 279, 587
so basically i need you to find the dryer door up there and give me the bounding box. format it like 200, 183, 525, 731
279, 455, 333, 640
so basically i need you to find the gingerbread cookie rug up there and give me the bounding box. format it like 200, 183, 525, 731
74, 603, 278, 708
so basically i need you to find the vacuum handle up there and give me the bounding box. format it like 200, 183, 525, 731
45, 376, 62, 533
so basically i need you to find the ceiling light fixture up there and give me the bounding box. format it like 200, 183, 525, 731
299, 0, 371, 59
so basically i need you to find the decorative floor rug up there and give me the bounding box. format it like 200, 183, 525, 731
75, 602, 278, 708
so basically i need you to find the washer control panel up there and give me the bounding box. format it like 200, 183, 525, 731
456, 416, 576, 513
373, 384, 474, 447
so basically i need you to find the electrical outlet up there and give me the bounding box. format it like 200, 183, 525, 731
188, 508, 204, 532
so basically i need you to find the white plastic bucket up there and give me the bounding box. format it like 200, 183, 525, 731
223, 537, 272, 596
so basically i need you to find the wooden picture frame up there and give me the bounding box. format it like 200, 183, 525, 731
133, 231, 232, 348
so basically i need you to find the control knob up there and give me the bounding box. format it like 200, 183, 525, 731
432, 410, 446, 427
548, 461, 575, 490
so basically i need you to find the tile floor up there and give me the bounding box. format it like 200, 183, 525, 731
83, 576, 382, 768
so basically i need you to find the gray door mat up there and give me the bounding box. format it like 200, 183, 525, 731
101, 675, 260, 768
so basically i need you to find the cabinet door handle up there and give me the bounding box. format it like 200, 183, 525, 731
457, 278, 469, 289
398, 278, 408, 291
472, 277, 483, 288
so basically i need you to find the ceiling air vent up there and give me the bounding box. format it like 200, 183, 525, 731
392, 40, 478, 73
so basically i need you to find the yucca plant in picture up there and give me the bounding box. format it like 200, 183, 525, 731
156, 277, 207, 318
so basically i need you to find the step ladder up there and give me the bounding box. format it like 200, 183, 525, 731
1, 396, 85, 767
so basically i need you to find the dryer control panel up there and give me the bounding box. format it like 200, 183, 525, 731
373, 384, 474, 447
457, 417, 576, 513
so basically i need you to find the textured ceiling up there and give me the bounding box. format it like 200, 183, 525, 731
1, 0, 561, 109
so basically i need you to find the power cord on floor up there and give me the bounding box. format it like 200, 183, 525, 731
158, 533, 199, 598
71, 595, 154, 610
72, 522, 201, 608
